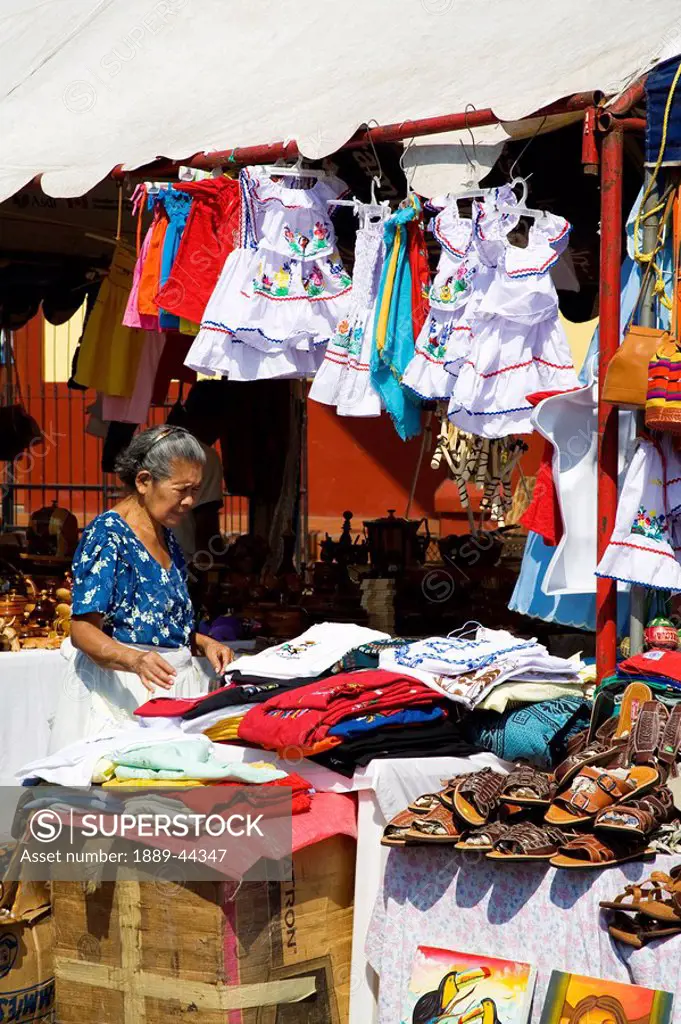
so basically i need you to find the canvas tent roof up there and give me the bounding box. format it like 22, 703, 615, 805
0, 0, 680, 202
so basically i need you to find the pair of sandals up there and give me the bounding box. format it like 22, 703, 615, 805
457, 821, 567, 861
381, 766, 555, 848
381, 773, 476, 846
601, 865, 681, 946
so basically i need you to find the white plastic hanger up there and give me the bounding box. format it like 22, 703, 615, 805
259, 154, 326, 180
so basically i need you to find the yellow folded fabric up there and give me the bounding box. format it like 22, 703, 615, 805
102, 778, 207, 788
204, 716, 245, 742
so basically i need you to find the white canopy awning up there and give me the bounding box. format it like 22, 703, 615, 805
1, 0, 680, 202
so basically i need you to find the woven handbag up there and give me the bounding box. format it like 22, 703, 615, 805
646, 192, 681, 433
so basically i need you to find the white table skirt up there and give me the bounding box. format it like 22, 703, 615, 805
0, 652, 510, 1024
0, 647, 215, 785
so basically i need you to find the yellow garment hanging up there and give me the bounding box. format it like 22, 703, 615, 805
74, 242, 146, 397
374, 224, 402, 356
179, 317, 200, 336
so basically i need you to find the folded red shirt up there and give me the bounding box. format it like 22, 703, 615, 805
619, 650, 681, 683
237, 669, 439, 751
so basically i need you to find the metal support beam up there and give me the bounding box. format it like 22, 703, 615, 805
111, 92, 601, 182
630, 170, 661, 652
596, 127, 624, 681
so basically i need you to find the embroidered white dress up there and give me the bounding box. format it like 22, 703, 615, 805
185, 168, 352, 381
596, 438, 681, 591
308, 209, 385, 417
447, 212, 580, 438
402, 187, 519, 401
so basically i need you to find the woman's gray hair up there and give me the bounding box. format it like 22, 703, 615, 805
115, 426, 206, 488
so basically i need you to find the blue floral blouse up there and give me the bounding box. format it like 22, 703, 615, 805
71, 511, 194, 648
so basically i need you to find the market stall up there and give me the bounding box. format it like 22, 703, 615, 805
4, 8, 681, 1024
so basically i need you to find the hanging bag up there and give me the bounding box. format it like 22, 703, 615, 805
602, 191, 676, 409
645, 192, 681, 433
0, 359, 42, 462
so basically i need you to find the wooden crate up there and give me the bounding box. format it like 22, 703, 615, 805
52, 835, 355, 1024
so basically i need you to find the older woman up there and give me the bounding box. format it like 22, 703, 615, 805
48, 425, 233, 753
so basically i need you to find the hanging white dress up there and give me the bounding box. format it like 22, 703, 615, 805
447, 211, 580, 438
402, 187, 519, 401
596, 437, 681, 592
308, 207, 385, 417
185, 167, 352, 381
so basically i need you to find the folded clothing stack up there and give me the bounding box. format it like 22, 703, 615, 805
237, 669, 452, 755
379, 625, 583, 710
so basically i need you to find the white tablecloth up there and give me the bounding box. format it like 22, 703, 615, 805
366, 848, 681, 1024
0, 648, 219, 785
0, 652, 509, 1024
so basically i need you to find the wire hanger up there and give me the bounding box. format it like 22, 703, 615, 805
259, 152, 327, 180
399, 136, 418, 200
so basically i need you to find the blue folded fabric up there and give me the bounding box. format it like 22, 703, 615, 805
329, 706, 444, 740
463, 696, 591, 769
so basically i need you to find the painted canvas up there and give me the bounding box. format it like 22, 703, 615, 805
404, 946, 537, 1024
539, 971, 674, 1024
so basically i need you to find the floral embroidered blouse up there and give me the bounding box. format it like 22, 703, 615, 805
71, 511, 194, 648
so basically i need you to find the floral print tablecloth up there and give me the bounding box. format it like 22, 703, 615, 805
366, 848, 681, 1024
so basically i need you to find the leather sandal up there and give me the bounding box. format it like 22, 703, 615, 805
627, 700, 669, 767
550, 834, 655, 869
455, 821, 509, 852
594, 787, 675, 838
658, 704, 681, 776
408, 793, 444, 814
636, 866, 681, 923
453, 768, 507, 826
554, 717, 624, 790
498, 765, 556, 807
405, 801, 462, 844
486, 823, 566, 862
439, 773, 476, 811
381, 809, 418, 847
545, 765, 659, 826
613, 682, 654, 739
607, 910, 681, 948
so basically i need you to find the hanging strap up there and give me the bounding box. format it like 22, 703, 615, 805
633, 60, 681, 310
626, 187, 676, 332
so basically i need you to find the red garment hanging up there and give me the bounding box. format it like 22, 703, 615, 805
155, 177, 240, 325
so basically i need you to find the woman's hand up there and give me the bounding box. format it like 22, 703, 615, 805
195, 635, 234, 676
132, 650, 177, 693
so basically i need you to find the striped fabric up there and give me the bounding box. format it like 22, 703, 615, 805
646, 338, 681, 433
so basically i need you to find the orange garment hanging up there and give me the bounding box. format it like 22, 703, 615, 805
73, 242, 146, 398
137, 208, 169, 316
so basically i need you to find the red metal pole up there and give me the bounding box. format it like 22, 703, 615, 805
112, 93, 599, 181
582, 107, 600, 172
596, 126, 623, 681
605, 77, 646, 115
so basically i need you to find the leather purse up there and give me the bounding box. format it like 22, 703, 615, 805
602, 190, 676, 409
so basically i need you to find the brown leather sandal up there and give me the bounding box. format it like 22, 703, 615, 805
405, 801, 462, 844
381, 809, 418, 847
554, 717, 623, 789
486, 823, 565, 862
498, 765, 556, 807
545, 765, 659, 826
607, 910, 681, 948
550, 834, 654, 869
594, 788, 675, 838
455, 821, 509, 852
627, 700, 669, 767
453, 768, 507, 826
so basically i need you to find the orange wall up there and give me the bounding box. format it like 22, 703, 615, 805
307, 397, 544, 537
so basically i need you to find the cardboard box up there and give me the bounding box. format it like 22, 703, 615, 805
52, 834, 355, 1024
0, 869, 55, 1024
